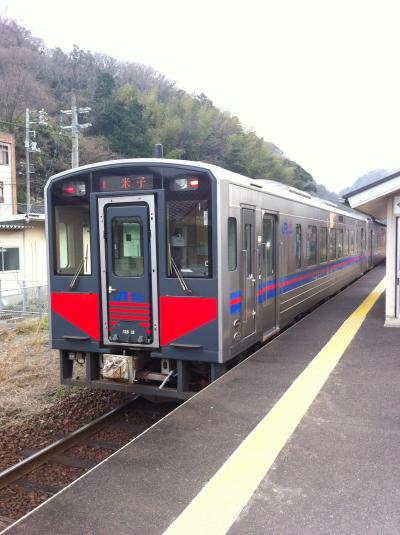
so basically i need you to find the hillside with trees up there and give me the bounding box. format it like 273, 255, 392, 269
0, 16, 317, 210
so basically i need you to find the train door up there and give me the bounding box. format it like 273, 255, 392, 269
98, 196, 159, 347
241, 208, 256, 339
258, 213, 277, 336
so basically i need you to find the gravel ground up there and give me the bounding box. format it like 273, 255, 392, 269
0, 388, 132, 471
0, 486, 48, 521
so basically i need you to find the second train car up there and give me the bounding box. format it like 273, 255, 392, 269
46, 159, 386, 399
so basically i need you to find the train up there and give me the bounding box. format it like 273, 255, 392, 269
46, 159, 386, 399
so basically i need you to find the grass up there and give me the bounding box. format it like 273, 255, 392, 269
0, 316, 61, 425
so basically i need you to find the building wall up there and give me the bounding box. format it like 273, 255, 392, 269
0, 223, 46, 298
0, 133, 17, 218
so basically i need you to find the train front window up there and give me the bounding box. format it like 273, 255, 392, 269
167, 199, 210, 278
55, 205, 91, 275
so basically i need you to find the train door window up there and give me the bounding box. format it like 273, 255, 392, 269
244, 223, 252, 276
306, 225, 317, 266
295, 224, 302, 269
320, 227, 327, 262
350, 230, 355, 253
337, 229, 343, 258
343, 229, 349, 256
111, 217, 143, 277
329, 228, 336, 259
262, 215, 274, 276
361, 228, 365, 252
228, 217, 237, 271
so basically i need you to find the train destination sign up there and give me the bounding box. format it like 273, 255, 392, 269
99, 174, 154, 191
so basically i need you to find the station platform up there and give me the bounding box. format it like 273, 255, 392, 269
5, 263, 398, 535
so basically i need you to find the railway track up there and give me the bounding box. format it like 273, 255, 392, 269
0, 397, 176, 530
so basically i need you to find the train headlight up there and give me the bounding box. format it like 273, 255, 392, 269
170, 177, 199, 191
62, 181, 86, 196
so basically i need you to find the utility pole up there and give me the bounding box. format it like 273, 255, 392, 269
25, 108, 31, 215
24, 108, 47, 215
60, 90, 91, 168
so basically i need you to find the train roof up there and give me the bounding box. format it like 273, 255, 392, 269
48, 158, 370, 222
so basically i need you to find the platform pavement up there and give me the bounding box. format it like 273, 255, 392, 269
229, 269, 400, 534
5, 264, 396, 535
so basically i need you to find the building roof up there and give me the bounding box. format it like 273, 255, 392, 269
342, 169, 400, 199
344, 170, 400, 220
0, 224, 33, 230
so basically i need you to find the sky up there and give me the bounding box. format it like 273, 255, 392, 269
1, 0, 399, 192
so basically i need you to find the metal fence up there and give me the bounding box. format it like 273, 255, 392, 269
0, 280, 48, 318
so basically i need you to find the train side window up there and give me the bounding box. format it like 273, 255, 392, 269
262, 215, 274, 276
228, 217, 237, 271
295, 224, 302, 269
329, 228, 336, 259
343, 229, 349, 256
320, 227, 327, 262
306, 225, 317, 266
337, 229, 343, 258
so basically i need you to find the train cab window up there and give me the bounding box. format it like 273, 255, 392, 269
306, 225, 317, 266
343, 229, 349, 256
167, 199, 210, 277
262, 215, 274, 276
337, 229, 343, 258
295, 224, 302, 269
329, 228, 336, 260
111, 217, 144, 277
228, 217, 237, 271
320, 227, 327, 262
54, 205, 91, 275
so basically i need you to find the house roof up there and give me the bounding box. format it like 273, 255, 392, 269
0, 224, 33, 230
344, 170, 400, 220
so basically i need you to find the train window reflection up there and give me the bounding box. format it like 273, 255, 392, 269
329, 228, 337, 260
167, 199, 210, 278
228, 217, 237, 271
337, 229, 343, 258
112, 217, 143, 277
295, 224, 302, 269
320, 227, 327, 262
262, 216, 274, 276
306, 225, 317, 266
55, 205, 91, 275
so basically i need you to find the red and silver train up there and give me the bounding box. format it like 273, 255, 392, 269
46, 159, 386, 399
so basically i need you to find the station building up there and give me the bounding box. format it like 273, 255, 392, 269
344, 171, 399, 326
0, 132, 46, 307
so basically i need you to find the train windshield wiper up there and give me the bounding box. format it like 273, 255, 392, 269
69, 256, 85, 289
168, 246, 192, 295
69, 245, 89, 289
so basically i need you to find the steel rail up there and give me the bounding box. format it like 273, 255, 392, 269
0, 397, 138, 491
